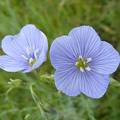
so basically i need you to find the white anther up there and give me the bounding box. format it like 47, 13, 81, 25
34, 49, 39, 59
87, 58, 92, 63
34, 52, 37, 60
75, 61, 78, 66
78, 56, 83, 59
85, 66, 91, 71
21, 55, 28, 60
29, 58, 34, 64
80, 67, 84, 72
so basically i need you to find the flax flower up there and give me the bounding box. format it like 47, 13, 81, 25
50, 26, 120, 98
0, 24, 48, 73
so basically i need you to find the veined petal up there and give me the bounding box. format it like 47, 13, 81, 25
55, 68, 81, 96
68, 26, 101, 57
19, 24, 48, 53
1, 35, 25, 61
90, 41, 120, 74
54, 67, 109, 98
79, 71, 109, 99
0, 55, 27, 72
50, 36, 79, 70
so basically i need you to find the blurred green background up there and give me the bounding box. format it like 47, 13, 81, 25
0, 0, 120, 120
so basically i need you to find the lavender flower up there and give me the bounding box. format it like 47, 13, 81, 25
0, 24, 48, 73
50, 26, 120, 98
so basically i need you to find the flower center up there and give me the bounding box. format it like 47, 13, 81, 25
28, 50, 38, 66
75, 56, 92, 72
21, 48, 39, 67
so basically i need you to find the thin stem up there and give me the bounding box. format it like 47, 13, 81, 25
29, 83, 48, 120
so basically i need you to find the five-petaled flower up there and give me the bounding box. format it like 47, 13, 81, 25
50, 26, 120, 98
0, 24, 48, 73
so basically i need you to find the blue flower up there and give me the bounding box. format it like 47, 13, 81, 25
50, 26, 120, 98
0, 24, 48, 73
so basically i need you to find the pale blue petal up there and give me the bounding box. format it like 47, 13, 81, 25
54, 68, 109, 98
22, 67, 32, 73
68, 26, 101, 57
19, 24, 48, 53
90, 41, 120, 74
79, 71, 109, 99
1, 24, 48, 72
50, 36, 78, 70
0, 55, 27, 72
1, 35, 25, 61
55, 68, 81, 96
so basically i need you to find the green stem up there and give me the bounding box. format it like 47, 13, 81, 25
29, 83, 48, 120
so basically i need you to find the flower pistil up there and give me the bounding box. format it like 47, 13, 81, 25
75, 56, 92, 72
